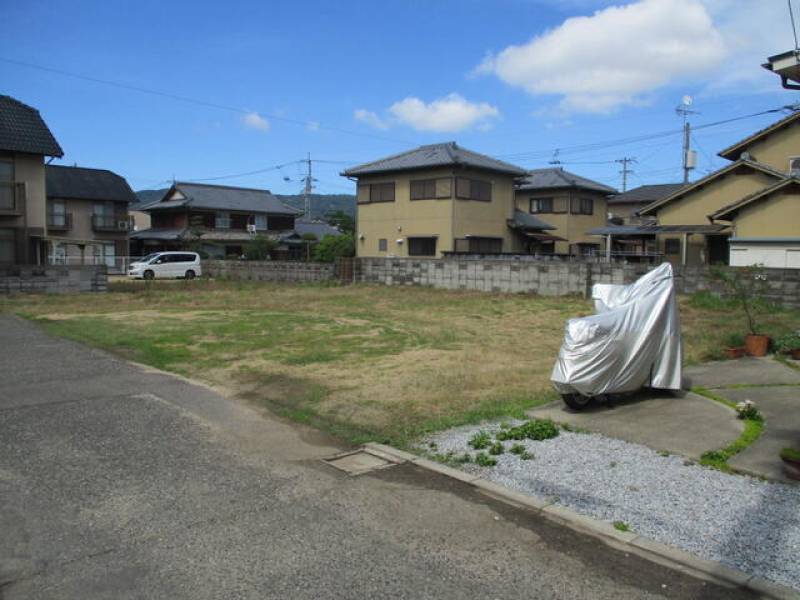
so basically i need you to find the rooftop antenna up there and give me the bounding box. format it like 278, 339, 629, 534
789, 0, 799, 52
676, 95, 699, 183
548, 149, 562, 166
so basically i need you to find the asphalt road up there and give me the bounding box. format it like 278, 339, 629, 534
0, 315, 756, 599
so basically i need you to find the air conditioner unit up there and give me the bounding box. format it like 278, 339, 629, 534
246, 224, 257, 233
118, 220, 129, 230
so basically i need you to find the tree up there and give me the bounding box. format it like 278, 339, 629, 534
244, 235, 277, 261
313, 234, 354, 263
324, 210, 355, 235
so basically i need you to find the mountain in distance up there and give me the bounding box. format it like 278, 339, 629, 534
134, 189, 355, 220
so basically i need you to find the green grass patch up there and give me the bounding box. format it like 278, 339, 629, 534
613, 521, 631, 533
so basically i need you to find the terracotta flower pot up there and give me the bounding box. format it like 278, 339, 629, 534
745, 334, 770, 357
724, 346, 747, 359
790, 348, 800, 360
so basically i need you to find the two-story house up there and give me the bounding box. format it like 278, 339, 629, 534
0, 95, 63, 265
45, 165, 135, 269
342, 142, 558, 258
607, 184, 685, 225
638, 110, 800, 267
130, 182, 302, 257
514, 168, 617, 256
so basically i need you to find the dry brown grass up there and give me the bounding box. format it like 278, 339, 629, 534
3, 279, 798, 445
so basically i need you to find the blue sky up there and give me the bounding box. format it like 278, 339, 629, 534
2, 0, 799, 194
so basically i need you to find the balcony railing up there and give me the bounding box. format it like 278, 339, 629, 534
92, 214, 132, 232
47, 212, 73, 230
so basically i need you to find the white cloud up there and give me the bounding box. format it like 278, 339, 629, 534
354, 108, 389, 130
242, 112, 270, 132
388, 94, 499, 132
476, 0, 727, 113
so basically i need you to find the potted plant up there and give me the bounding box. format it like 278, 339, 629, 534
723, 332, 747, 359
711, 264, 770, 357
775, 330, 800, 360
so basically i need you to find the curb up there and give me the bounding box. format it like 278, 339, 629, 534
363, 442, 799, 600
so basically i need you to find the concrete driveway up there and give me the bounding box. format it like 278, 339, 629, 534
0, 316, 754, 599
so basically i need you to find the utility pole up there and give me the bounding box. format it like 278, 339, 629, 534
676, 96, 698, 184
302, 152, 313, 219
615, 157, 636, 192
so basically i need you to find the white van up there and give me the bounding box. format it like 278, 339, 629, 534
128, 252, 202, 280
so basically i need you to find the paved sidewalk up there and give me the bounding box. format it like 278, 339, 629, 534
0, 316, 748, 600
688, 357, 800, 483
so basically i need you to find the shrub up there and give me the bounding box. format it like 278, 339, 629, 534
244, 235, 276, 261
710, 264, 769, 335
496, 419, 559, 441
488, 442, 504, 455
468, 430, 492, 450
509, 443, 526, 455
724, 332, 746, 348
735, 400, 762, 422
474, 452, 497, 467
775, 330, 800, 353
313, 234, 354, 263
780, 447, 800, 462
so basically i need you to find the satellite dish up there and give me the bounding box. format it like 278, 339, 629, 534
682, 95, 693, 106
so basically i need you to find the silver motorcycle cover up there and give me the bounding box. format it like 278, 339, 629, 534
550, 262, 682, 396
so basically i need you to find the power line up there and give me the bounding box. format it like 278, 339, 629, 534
0, 56, 415, 146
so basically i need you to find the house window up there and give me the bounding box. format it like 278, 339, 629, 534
215, 211, 231, 229
454, 237, 503, 253
93, 201, 116, 227
0, 228, 15, 264
369, 182, 396, 203
254, 214, 267, 230
664, 238, 681, 255
49, 200, 66, 227
378, 238, 388, 252
530, 197, 554, 214
789, 156, 800, 175
410, 178, 452, 200
267, 215, 294, 230
0, 161, 13, 210
455, 178, 492, 202
407, 237, 437, 256
570, 197, 594, 215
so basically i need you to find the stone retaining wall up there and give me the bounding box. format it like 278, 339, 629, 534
204, 260, 335, 282
0, 265, 107, 294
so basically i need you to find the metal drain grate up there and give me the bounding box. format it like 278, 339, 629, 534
323, 449, 399, 476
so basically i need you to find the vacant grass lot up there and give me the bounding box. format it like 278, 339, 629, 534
3, 279, 799, 447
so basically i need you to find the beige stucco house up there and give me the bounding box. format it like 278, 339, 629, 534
636, 110, 800, 267
0, 95, 63, 265
342, 143, 561, 258
45, 165, 136, 269
514, 168, 616, 256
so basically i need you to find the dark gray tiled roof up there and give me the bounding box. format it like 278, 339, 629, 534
146, 182, 302, 215
0, 95, 63, 157
608, 183, 686, 205
294, 219, 341, 239
341, 142, 528, 177
46, 165, 136, 203
508, 209, 556, 231
517, 168, 617, 194
129, 228, 185, 240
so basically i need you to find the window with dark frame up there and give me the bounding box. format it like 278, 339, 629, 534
410, 179, 437, 200
455, 177, 491, 202
664, 238, 681, 255
530, 197, 554, 214
369, 182, 396, 203
570, 197, 594, 215
454, 237, 502, 253
0, 161, 14, 211
378, 238, 387, 252
407, 237, 437, 256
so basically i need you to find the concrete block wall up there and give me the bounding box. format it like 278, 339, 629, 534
355, 258, 800, 309
0, 265, 107, 294
204, 260, 336, 283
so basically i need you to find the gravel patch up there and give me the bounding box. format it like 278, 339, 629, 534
423, 420, 800, 591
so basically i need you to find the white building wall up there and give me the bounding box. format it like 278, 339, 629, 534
729, 243, 800, 269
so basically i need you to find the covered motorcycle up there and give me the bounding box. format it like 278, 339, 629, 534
550, 262, 682, 409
